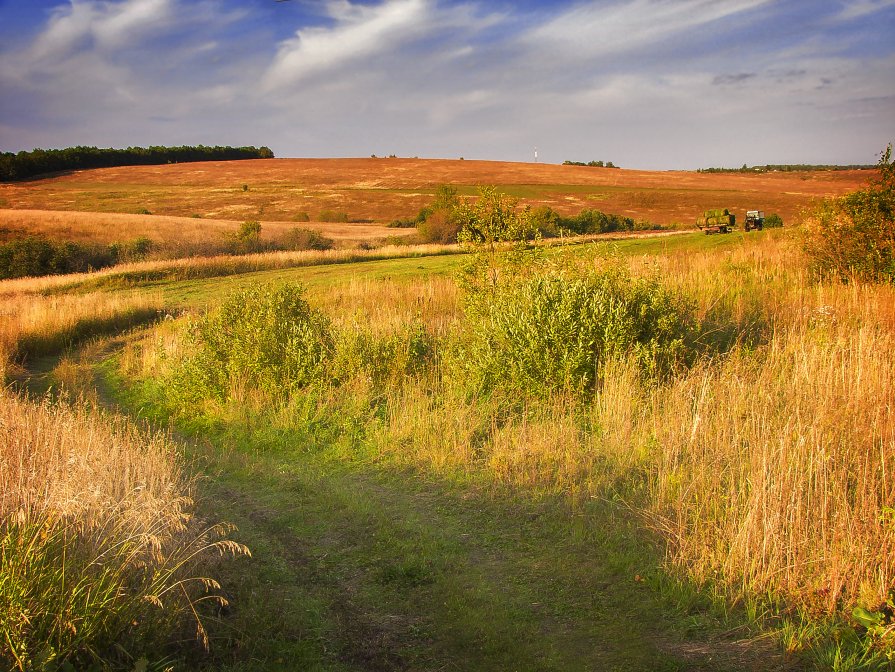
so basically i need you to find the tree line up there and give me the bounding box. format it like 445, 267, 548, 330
0, 144, 275, 181
697, 163, 874, 174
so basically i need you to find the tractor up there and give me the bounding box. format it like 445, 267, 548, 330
744, 210, 765, 231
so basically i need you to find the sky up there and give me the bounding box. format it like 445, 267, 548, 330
0, 0, 893, 169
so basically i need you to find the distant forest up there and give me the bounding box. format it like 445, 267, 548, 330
0, 145, 275, 181
697, 163, 875, 174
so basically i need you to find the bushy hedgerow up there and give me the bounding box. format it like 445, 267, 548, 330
803, 145, 894, 283
172, 283, 333, 404
453, 267, 699, 397
0, 237, 118, 279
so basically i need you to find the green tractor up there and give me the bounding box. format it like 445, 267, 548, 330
744, 210, 765, 231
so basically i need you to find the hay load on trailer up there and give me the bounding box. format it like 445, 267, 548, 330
696, 208, 736, 234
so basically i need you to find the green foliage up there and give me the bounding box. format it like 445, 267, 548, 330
332, 322, 434, 387
764, 213, 784, 228
172, 283, 333, 404
281, 228, 335, 251
318, 211, 349, 223
292, 211, 311, 223
0, 237, 119, 279
803, 144, 894, 283
227, 220, 268, 255
563, 209, 635, 235
562, 160, 618, 168
107, 236, 154, 263
454, 266, 699, 397
0, 145, 274, 181
415, 185, 463, 243
697, 162, 874, 174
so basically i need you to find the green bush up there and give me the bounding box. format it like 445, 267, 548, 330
227, 220, 269, 255
764, 213, 784, 228
281, 228, 334, 251
454, 267, 698, 397
318, 210, 349, 223
803, 145, 894, 283
332, 323, 434, 387
0, 237, 117, 279
172, 283, 333, 404
292, 211, 311, 223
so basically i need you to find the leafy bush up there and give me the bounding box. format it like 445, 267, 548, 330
803, 145, 894, 283
0, 237, 117, 279
172, 283, 333, 404
318, 210, 349, 223
281, 228, 334, 251
227, 220, 269, 255
563, 209, 634, 235
454, 267, 698, 397
292, 211, 310, 223
415, 185, 462, 242
332, 323, 434, 387
107, 236, 154, 262
388, 217, 418, 228
418, 209, 462, 244
764, 213, 784, 228
527, 205, 562, 237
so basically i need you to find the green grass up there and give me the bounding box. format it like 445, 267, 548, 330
100, 365, 750, 672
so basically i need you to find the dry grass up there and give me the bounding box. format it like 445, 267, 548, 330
333, 235, 895, 616
0, 157, 872, 227
0, 208, 413, 251
0, 390, 247, 669
0, 290, 163, 380
0, 242, 459, 298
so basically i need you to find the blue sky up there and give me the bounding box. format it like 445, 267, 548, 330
0, 0, 893, 169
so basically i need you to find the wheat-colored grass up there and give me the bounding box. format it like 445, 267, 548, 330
0, 242, 460, 297
0, 290, 163, 380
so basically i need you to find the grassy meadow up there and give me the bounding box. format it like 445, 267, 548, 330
1, 157, 893, 671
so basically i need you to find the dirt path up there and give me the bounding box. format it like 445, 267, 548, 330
16, 328, 799, 672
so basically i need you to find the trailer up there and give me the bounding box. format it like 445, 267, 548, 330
696, 208, 736, 234
744, 210, 765, 231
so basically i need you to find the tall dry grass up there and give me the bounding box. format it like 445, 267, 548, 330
0, 392, 247, 669
0, 290, 163, 380
0, 242, 460, 297
131, 230, 894, 644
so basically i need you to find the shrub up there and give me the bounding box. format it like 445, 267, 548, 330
527, 205, 562, 237
418, 209, 462, 244
281, 228, 334, 251
415, 185, 462, 242
172, 283, 333, 404
454, 266, 698, 397
387, 217, 417, 228
0, 237, 117, 279
764, 213, 784, 228
227, 220, 268, 255
292, 211, 310, 223
318, 210, 349, 223
332, 323, 434, 387
803, 145, 894, 283
563, 209, 634, 235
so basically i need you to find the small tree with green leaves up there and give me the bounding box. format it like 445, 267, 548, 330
455, 186, 540, 295
803, 144, 894, 283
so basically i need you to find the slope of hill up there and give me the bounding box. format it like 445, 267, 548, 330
0, 158, 873, 232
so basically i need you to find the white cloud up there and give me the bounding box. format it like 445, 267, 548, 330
31, 0, 174, 59
524, 0, 774, 58
263, 0, 431, 90
835, 0, 895, 20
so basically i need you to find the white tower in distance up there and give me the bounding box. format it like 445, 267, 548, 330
534, 147, 538, 163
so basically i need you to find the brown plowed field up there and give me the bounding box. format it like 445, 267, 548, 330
0, 158, 874, 240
